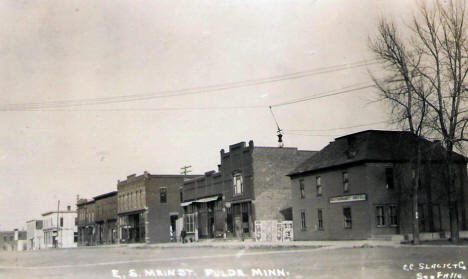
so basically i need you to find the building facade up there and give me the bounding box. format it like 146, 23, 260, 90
77, 199, 96, 246
181, 140, 315, 240
117, 171, 198, 243
288, 130, 468, 240
94, 191, 118, 245
42, 207, 77, 248
26, 220, 44, 250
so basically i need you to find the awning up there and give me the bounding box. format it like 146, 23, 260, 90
180, 201, 193, 207
193, 195, 220, 203
181, 195, 220, 207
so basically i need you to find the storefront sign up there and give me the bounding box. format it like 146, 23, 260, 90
329, 194, 366, 204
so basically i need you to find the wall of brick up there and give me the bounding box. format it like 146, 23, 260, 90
252, 147, 315, 221
145, 175, 194, 243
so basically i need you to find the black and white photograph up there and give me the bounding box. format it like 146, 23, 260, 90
1, 0, 468, 278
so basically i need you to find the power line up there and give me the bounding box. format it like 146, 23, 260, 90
283, 132, 342, 137
270, 83, 375, 108
0, 59, 379, 111
3, 80, 378, 112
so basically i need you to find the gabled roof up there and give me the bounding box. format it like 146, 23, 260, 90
289, 130, 466, 177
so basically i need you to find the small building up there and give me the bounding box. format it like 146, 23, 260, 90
181, 140, 315, 241
76, 199, 96, 246
0, 229, 27, 251
93, 191, 118, 245
117, 171, 199, 243
42, 206, 77, 248
26, 220, 44, 250
288, 130, 468, 240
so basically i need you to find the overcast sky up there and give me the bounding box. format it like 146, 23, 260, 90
0, 0, 417, 230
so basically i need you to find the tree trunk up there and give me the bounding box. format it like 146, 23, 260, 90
446, 149, 459, 243
412, 141, 421, 245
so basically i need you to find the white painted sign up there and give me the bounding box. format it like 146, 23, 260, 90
329, 194, 366, 204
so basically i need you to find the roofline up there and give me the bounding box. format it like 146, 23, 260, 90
77, 199, 95, 206
93, 191, 117, 200
334, 129, 413, 140
41, 210, 77, 216
119, 173, 201, 183
288, 157, 467, 177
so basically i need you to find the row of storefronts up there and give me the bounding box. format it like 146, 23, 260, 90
77, 131, 468, 243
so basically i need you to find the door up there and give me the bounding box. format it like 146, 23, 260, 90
234, 217, 242, 238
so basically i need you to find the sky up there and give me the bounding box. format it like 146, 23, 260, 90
0, 0, 417, 230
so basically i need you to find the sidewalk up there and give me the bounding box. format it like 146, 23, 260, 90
129, 238, 403, 249
76, 238, 468, 251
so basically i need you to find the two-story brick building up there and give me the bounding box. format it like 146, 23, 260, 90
117, 171, 198, 243
181, 140, 315, 240
93, 191, 118, 245
288, 130, 468, 240
77, 199, 96, 246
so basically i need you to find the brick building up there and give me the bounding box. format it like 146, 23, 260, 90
288, 130, 468, 240
42, 206, 77, 248
77, 199, 96, 246
117, 171, 198, 243
181, 140, 315, 240
26, 219, 44, 250
94, 191, 118, 245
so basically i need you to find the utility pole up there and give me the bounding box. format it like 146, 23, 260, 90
180, 165, 192, 180
269, 106, 284, 148
56, 200, 60, 248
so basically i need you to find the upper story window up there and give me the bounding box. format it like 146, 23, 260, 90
299, 179, 305, 199
233, 173, 243, 196
316, 176, 322, 196
343, 172, 349, 193
160, 187, 167, 203
385, 167, 394, 189
60, 217, 64, 227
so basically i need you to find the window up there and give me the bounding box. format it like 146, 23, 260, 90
343, 208, 352, 229
388, 205, 398, 226
376, 206, 385, 227
300, 210, 306, 230
343, 172, 349, 192
299, 179, 305, 199
233, 173, 243, 195
316, 176, 322, 196
180, 190, 183, 202
317, 209, 323, 230
385, 167, 394, 189
160, 187, 167, 203
60, 217, 64, 227
185, 214, 195, 233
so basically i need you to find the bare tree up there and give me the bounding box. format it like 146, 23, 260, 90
370, 0, 468, 243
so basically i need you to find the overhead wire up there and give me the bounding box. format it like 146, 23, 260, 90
0, 59, 379, 111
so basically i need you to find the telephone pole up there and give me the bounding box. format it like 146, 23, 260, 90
180, 165, 192, 180
56, 200, 60, 248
